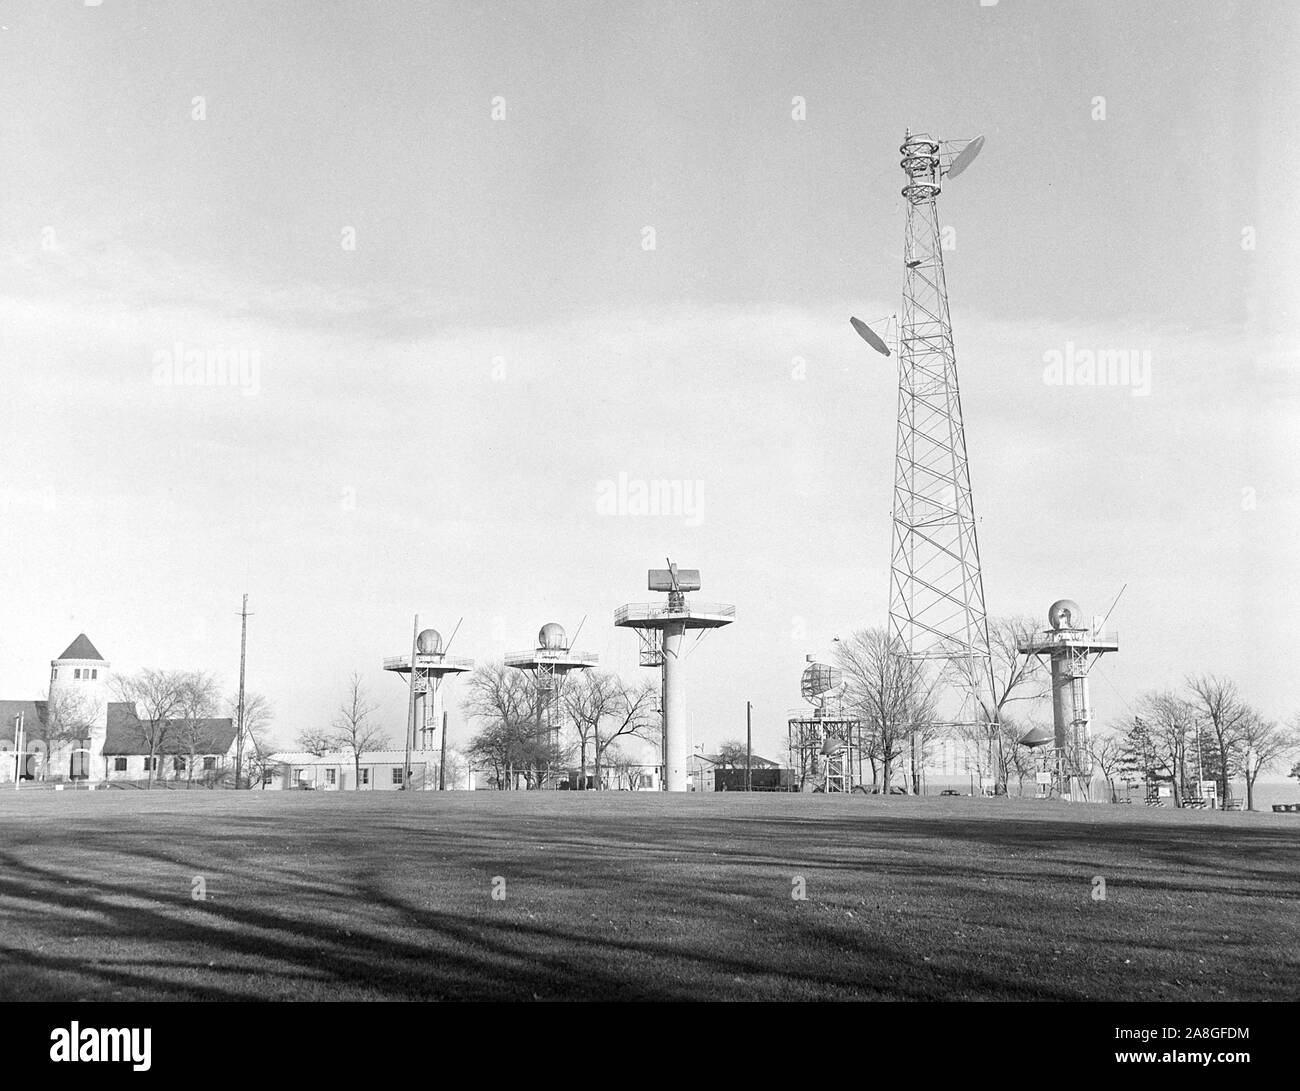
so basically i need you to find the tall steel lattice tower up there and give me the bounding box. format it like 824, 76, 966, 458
853, 131, 993, 708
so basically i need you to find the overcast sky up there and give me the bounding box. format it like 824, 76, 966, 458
1, 0, 1296, 760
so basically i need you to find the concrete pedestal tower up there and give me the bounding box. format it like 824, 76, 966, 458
615, 562, 734, 792
1018, 600, 1118, 801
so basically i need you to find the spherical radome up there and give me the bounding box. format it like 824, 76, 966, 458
538, 622, 567, 650
1048, 600, 1083, 630
416, 629, 443, 655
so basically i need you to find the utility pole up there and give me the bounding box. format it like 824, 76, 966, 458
745, 701, 752, 792
235, 593, 250, 789
403, 614, 418, 790
403, 618, 418, 790
439, 709, 448, 791
13, 712, 22, 790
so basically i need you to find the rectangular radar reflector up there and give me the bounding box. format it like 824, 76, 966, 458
648, 568, 701, 592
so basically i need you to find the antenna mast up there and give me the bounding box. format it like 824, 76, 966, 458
888, 131, 994, 712
235, 593, 251, 788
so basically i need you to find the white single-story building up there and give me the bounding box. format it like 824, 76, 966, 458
266, 749, 476, 791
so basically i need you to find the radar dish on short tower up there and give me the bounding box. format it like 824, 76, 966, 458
800, 663, 843, 707
615, 559, 735, 792
1048, 600, 1083, 630
788, 655, 861, 792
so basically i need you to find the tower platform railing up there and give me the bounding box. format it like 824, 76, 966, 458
383, 654, 475, 671
503, 649, 599, 665
615, 603, 735, 625
1018, 629, 1119, 653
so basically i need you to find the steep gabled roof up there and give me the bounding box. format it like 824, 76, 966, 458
56, 634, 103, 662
102, 702, 236, 756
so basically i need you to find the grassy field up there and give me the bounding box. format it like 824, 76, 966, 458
0, 791, 1295, 1001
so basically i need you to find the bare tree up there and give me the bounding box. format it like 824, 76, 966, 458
439, 747, 468, 790
1119, 693, 1194, 806
331, 672, 389, 789
38, 686, 103, 778
1089, 731, 1125, 803
592, 679, 658, 789
835, 628, 940, 793
564, 670, 623, 787
605, 743, 641, 790
998, 716, 1044, 796
714, 740, 747, 769
294, 728, 335, 756
463, 662, 550, 789
1238, 713, 1299, 811
173, 671, 221, 786
112, 669, 186, 787
1185, 675, 1251, 808
945, 616, 1049, 791
228, 691, 275, 788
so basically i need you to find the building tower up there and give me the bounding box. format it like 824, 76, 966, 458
852, 131, 993, 718
1017, 600, 1119, 801
787, 659, 863, 792
615, 562, 734, 792
48, 633, 110, 782
384, 626, 473, 751
505, 623, 597, 786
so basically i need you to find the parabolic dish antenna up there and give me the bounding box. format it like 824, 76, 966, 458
945, 135, 985, 179
1018, 725, 1054, 749
849, 316, 890, 356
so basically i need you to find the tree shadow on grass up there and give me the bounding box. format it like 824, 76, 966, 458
1, 801, 1294, 1001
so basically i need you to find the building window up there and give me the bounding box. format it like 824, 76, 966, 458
391, 768, 404, 785
114, 757, 128, 772
203, 757, 216, 771
91, 669, 98, 679
174, 756, 186, 772
143, 757, 156, 772
326, 768, 337, 786
52, 668, 58, 679
360, 768, 369, 786
74, 668, 81, 679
